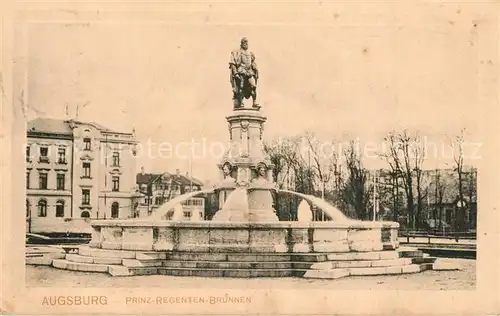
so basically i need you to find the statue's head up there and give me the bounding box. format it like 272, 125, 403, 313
257, 163, 266, 177
240, 37, 249, 50
222, 163, 232, 176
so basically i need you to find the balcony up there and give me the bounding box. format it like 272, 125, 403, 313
57, 159, 68, 165
39, 156, 50, 164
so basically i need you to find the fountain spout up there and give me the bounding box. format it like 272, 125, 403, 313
278, 189, 351, 222
150, 188, 215, 220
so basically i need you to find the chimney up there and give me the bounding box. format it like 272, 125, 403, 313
141, 166, 145, 175
176, 169, 180, 176
185, 172, 189, 178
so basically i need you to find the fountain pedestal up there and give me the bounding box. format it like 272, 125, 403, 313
213, 107, 278, 222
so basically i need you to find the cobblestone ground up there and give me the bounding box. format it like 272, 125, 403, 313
26, 258, 475, 290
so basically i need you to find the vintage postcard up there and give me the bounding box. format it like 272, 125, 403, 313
1, 0, 499, 315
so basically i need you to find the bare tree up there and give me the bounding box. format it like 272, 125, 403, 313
264, 136, 305, 220
466, 167, 477, 228
342, 140, 372, 220
412, 133, 428, 228
449, 129, 467, 231
380, 130, 426, 229
264, 137, 300, 189
433, 168, 447, 230
303, 133, 335, 202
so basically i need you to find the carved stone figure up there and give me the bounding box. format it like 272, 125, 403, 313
251, 163, 269, 186
230, 37, 259, 109
222, 162, 235, 183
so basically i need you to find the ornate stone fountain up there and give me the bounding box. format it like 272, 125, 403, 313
39, 38, 439, 278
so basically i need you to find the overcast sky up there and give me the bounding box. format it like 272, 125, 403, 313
20, 3, 485, 183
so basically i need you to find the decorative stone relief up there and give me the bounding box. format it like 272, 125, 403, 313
240, 120, 249, 157
221, 162, 236, 185
236, 167, 250, 186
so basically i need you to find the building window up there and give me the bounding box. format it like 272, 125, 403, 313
55, 200, 65, 217
112, 176, 120, 192
26, 171, 30, 189
39, 147, 49, 163
155, 196, 161, 205
111, 202, 119, 218
82, 162, 91, 178
112, 152, 120, 167
26, 146, 31, 162
81, 211, 90, 218
26, 200, 30, 218
38, 200, 47, 217
57, 174, 65, 190
83, 138, 91, 151
57, 147, 67, 164
82, 189, 90, 205
39, 172, 48, 189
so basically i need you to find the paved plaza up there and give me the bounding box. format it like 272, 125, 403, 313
26, 258, 475, 290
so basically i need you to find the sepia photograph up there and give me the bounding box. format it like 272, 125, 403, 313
1, 1, 499, 315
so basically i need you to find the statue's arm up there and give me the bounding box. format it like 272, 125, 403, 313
251, 52, 259, 79
229, 51, 238, 76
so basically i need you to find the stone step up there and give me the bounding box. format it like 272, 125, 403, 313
326, 251, 400, 261
26, 252, 66, 266
26, 257, 54, 266
26, 254, 44, 258
136, 252, 167, 260
65, 254, 123, 265
52, 259, 109, 273
310, 258, 413, 270
166, 253, 293, 262
78, 246, 137, 259
162, 260, 295, 269
107, 265, 159, 276
304, 263, 433, 279
397, 248, 424, 258
347, 264, 425, 276
411, 257, 438, 264
303, 269, 350, 279
165, 251, 402, 262
122, 259, 163, 268
160, 257, 415, 270
157, 267, 306, 278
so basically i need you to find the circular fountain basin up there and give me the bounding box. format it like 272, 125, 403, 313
89, 220, 400, 253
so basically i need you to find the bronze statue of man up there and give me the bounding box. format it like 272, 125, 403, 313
229, 37, 259, 109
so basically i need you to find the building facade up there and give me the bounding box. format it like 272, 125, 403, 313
26, 118, 140, 233
136, 169, 204, 219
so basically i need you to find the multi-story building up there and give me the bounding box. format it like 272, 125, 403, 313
136, 168, 204, 219
26, 118, 140, 233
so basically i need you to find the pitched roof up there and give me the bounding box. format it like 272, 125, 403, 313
172, 174, 204, 186
27, 117, 125, 135
27, 118, 72, 135
136, 173, 163, 184
136, 172, 204, 187
88, 121, 122, 134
